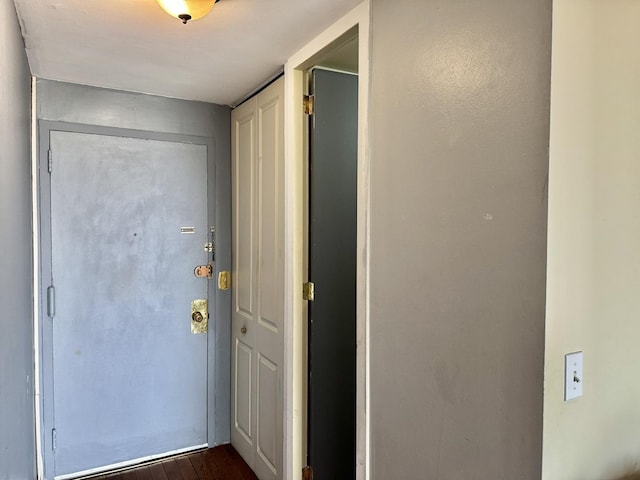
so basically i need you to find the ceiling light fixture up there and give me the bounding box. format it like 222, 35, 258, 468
157, 0, 220, 24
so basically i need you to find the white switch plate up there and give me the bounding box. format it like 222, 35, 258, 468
564, 351, 583, 401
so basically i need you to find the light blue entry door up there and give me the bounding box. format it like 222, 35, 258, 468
49, 131, 209, 478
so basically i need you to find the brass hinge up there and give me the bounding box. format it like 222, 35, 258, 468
303, 95, 315, 115
303, 281, 315, 301
302, 466, 313, 480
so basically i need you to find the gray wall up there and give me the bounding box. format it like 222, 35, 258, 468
0, 2, 34, 479
368, 1, 551, 479
37, 80, 229, 139
37, 80, 232, 457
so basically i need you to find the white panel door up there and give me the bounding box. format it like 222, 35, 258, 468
231, 77, 284, 480
231, 96, 257, 463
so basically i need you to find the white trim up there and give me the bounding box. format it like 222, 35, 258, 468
283, 65, 305, 480
356, 8, 371, 478
31, 75, 44, 480
53, 444, 208, 480
283, 2, 371, 479
311, 65, 359, 76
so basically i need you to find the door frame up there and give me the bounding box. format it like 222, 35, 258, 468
283, 2, 371, 479
35, 120, 228, 479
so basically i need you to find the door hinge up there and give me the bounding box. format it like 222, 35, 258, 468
47, 149, 53, 173
47, 285, 56, 318
303, 95, 315, 115
51, 428, 57, 451
303, 281, 315, 302
302, 466, 313, 480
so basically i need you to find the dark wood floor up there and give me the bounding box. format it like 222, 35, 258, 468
94, 445, 257, 480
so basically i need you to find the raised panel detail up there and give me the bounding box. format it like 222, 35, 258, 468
257, 354, 278, 474
234, 339, 253, 444
258, 99, 282, 333
235, 114, 255, 317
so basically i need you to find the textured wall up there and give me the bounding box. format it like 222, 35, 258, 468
368, 1, 551, 478
0, 2, 34, 479
543, 1, 640, 479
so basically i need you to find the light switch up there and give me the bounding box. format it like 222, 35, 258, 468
564, 351, 583, 401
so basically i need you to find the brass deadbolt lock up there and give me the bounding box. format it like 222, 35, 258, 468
192, 311, 204, 323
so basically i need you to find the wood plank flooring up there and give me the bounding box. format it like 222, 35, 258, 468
94, 445, 257, 480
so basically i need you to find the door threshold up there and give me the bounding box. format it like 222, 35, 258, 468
55, 444, 208, 480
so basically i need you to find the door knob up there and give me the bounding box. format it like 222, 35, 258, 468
191, 299, 208, 334
240, 326, 247, 335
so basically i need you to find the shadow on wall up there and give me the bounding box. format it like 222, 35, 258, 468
613, 472, 640, 480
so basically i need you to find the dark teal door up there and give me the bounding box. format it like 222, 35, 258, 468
307, 68, 358, 479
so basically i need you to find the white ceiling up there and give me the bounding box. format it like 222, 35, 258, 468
12, 0, 362, 106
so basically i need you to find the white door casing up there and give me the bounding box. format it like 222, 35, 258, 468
231, 77, 284, 480
283, 3, 371, 478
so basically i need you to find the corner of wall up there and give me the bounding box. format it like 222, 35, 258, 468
0, 1, 36, 479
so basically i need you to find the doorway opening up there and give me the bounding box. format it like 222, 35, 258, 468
283, 3, 370, 478
305, 64, 358, 478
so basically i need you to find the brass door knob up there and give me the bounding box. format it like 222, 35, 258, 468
192, 311, 204, 323
240, 326, 247, 335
